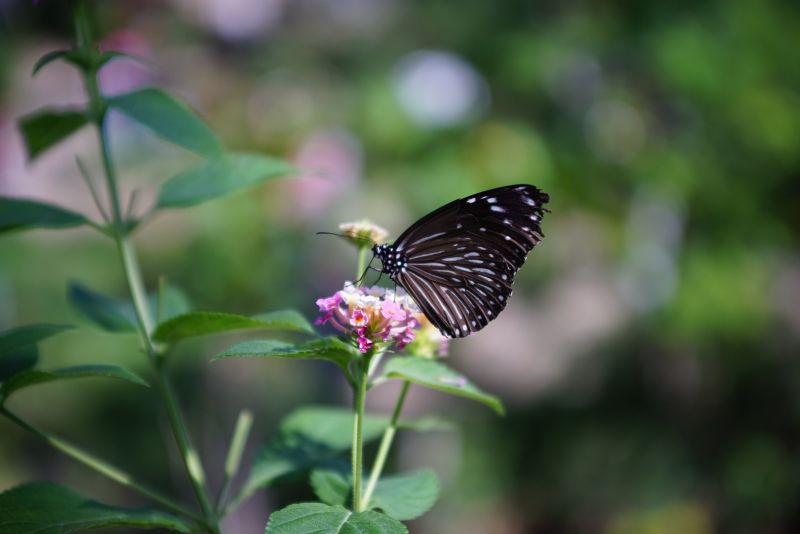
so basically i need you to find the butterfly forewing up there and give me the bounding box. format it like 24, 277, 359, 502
377, 184, 549, 338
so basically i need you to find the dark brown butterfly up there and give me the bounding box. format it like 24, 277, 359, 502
372, 184, 549, 338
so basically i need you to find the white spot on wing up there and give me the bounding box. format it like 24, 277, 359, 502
466, 197, 476, 204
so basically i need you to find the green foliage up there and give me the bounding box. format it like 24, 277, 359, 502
0, 324, 72, 382
0, 197, 88, 233
68, 282, 192, 334
68, 282, 140, 333
310, 468, 351, 506
368, 470, 439, 520
31, 50, 69, 75
0, 364, 148, 403
156, 152, 295, 208
238, 407, 388, 501
213, 337, 359, 370
18, 109, 89, 161
0, 347, 38, 382
311, 468, 440, 521
381, 357, 504, 415
0, 324, 73, 360
0, 482, 190, 533
106, 87, 223, 157
265, 503, 407, 534
154, 310, 312, 344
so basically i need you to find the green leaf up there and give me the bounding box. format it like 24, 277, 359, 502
32, 50, 68, 76
68, 282, 194, 334
156, 152, 295, 208
265, 503, 407, 534
156, 283, 193, 324
68, 282, 138, 333
153, 310, 313, 344
0, 482, 190, 533
212, 337, 359, 370
0, 347, 38, 382
106, 87, 222, 157
397, 414, 456, 433
369, 470, 439, 520
1, 364, 148, 403
0, 324, 73, 359
309, 469, 439, 521
310, 468, 351, 506
382, 357, 504, 415
0, 197, 88, 233
239, 407, 388, 502
19, 109, 89, 160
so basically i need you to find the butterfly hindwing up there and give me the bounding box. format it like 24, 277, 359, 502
375, 184, 549, 338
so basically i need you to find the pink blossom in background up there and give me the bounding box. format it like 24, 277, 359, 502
285, 130, 363, 219
98, 30, 153, 96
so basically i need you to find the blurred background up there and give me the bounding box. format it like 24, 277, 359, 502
1, 0, 800, 532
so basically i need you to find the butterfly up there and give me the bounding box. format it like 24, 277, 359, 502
371, 184, 549, 338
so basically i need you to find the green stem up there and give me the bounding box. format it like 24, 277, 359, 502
0, 406, 203, 525
72, 5, 219, 531
351, 357, 370, 512
362, 381, 410, 507
356, 246, 367, 287
216, 409, 253, 512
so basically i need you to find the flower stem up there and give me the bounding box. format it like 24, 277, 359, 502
362, 381, 410, 507
356, 246, 368, 287
351, 356, 370, 512
72, 4, 219, 531
0, 406, 204, 525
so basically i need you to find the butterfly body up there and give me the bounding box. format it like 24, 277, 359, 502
372, 184, 549, 338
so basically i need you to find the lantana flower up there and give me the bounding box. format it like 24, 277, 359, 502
338, 220, 389, 247
315, 282, 448, 356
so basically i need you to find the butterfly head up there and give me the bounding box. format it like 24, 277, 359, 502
372, 243, 407, 278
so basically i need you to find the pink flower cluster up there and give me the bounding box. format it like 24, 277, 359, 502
315, 284, 422, 353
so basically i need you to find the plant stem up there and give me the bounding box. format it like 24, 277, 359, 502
0, 406, 203, 524
72, 5, 219, 531
351, 357, 370, 512
362, 381, 410, 507
216, 409, 253, 512
356, 246, 367, 287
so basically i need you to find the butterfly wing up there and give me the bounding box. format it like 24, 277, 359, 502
393, 184, 549, 338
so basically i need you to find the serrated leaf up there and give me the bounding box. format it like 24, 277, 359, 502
265, 503, 407, 534
19, 109, 89, 160
310, 468, 351, 506
156, 152, 294, 208
32, 49, 69, 76
0, 197, 88, 233
382, 357, 504, 415
68, 282, 139, 333
369, 470, 439, 520
308, 469, 439, 521
0, 482, 190, 533
238, 407, 388, 503
153, 309, 313, 344
212, 337, 359, 370
0, 364, 148, 403
106, 87, 222, 157
0, 324, 73, 359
